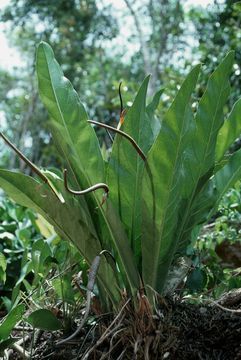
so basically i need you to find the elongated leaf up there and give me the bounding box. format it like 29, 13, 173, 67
105, 202, 140, 291
0, 304, 25, 340
216, 98, 241, 161
142, 65, 200, 293
177, 148, 241, 255
183, 52, 234, 194
175, 52, 234, 255
194, 52, 234, 175
37, 41, 104, 193
191, 148, 241, 227
37, 43, 138, 298
0, 170, 120, 305
107, 77, 157, 268
146, 87, 164, 140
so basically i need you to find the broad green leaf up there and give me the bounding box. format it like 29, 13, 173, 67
216, 98, 241, 161
36, 41, 104, 196
214, 148, 241, 201
37, 42, 139, 299
0, 304, 25, 340
26, 309, 62, 331
146, 87, 164, 139
193, 51, 234, 176
0, 170, 120, 305
105, 202, 140, 292
107, 77, 153, 267
178, 148, 241, 253
194, 148, 241, 225
175, 52, 234, 256
186, 268, 207, 292
181, 52, 234, 199
142, 65, 200, 293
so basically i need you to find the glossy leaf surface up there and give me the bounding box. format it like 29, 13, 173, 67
142, 65, 200, 292
0, 170, 120, 304
216, 98, 241, 161
175, 52, 234, 255
37, 41, 104, 191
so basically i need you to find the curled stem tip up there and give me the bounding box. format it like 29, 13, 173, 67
63, 168, 109, 197
118, 82, 126, 129
88, 120, 146, 161
119, 81, 123, 116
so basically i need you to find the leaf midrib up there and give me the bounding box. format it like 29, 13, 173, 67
151, 105, 189, 288
175, 77, 228, 250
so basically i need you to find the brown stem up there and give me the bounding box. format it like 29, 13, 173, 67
63, 168, 109, 196
88, 120, 146, 161
0, 132, 64, 202
119, 81, 124, 117
56, 251, 109, 346
0, 132, 48, 183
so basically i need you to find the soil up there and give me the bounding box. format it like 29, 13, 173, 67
8, 293, 241, 360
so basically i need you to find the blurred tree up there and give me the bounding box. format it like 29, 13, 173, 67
189, 0, 241, 151
123, 0, 185, 93
189, 0, 241, 104
0, 0, 124, 169
0, 0, 193, 170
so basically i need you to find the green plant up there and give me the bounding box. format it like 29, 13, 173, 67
0, 303, 25, 355
1, 42, 241, 311
0, 196, 88, 353
190, 181, 241, 297
0, 195, 83, 307
0, 196, 41, 308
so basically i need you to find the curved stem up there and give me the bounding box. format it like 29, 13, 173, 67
88, 120, 146, 161
119, 81, 124, 117
63, 168, 109, 196
0, 132, 47, 183
0, 132, 63, 202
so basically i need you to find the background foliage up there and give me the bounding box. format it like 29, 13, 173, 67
3, 0, 240, 169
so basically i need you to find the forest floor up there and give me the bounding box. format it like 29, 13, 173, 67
9, 290, 241, 360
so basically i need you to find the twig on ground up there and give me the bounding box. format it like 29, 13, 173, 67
11, 342, 30, 359
82, 299, 130, 359
186, 296, 241, 314
116, 349, 127, 360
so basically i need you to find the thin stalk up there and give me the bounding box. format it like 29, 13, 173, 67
63, 168, 109, 196
119, 82, 124, 117
56, 254, 102, 345
0, 132, 47, 183
0, 132, 62, 201
117, 82, 127, 129
30, 327, 35, 359
88, 120, 146, 161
